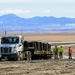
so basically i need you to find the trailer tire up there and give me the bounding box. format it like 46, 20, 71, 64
15, 52, 24, 61
26, 51, 32, 61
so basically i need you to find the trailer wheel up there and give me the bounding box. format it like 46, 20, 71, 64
26, 51, 32, 61
16, 52, 24, 61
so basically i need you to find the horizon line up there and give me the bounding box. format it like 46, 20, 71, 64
0, 13, 75, 19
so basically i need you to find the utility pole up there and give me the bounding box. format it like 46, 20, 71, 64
5, 31, 7, 35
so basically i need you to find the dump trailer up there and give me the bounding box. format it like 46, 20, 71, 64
24, 41, 52, 60
0, 35, 52, 61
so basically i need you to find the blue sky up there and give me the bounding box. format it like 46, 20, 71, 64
0, 0, 75, 18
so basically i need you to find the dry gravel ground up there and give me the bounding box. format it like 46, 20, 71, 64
0, 59, 75, 75
0, 33, 75, 75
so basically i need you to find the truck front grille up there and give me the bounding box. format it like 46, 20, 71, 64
1, 47, 12, 53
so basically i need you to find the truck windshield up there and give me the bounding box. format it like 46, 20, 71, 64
1, 37, 19, 44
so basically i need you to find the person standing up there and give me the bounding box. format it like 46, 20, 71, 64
59, 46, 63, 60
68, 47, 72, 59
53, 46, 58, 60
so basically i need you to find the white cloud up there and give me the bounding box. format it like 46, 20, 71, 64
0, 9, 30, 14
43, 10, 51, 13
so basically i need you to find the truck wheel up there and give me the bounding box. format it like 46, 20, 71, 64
20, 52, 25, 61
15, 52, 21, 61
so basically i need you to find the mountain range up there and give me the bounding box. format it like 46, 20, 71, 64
0, 13, 75, 33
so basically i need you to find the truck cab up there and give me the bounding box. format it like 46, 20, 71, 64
0, 35, 24, 60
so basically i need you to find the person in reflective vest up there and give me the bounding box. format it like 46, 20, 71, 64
59, 46, 63, 60
68, 47, 72, 59
53, 46, 58, 59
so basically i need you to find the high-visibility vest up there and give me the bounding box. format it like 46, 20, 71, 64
69, 48, 72, 54
53, 47, 58, 52
59, 47, 63, 52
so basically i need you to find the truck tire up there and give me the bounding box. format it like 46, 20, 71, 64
21, 52, 25, 60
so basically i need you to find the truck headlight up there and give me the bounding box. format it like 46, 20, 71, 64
12, 47, 17, 53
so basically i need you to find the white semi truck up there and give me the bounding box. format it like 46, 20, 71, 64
0, 35, 25, 61
0, 35, 52, 61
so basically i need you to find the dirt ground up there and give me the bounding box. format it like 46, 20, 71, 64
22, 33, 75, 42
1, 33, 75, 42
0, 33, 75, 75
1, 59, 75, 75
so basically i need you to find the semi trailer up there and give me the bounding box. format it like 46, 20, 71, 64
0, 35, 52, 61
